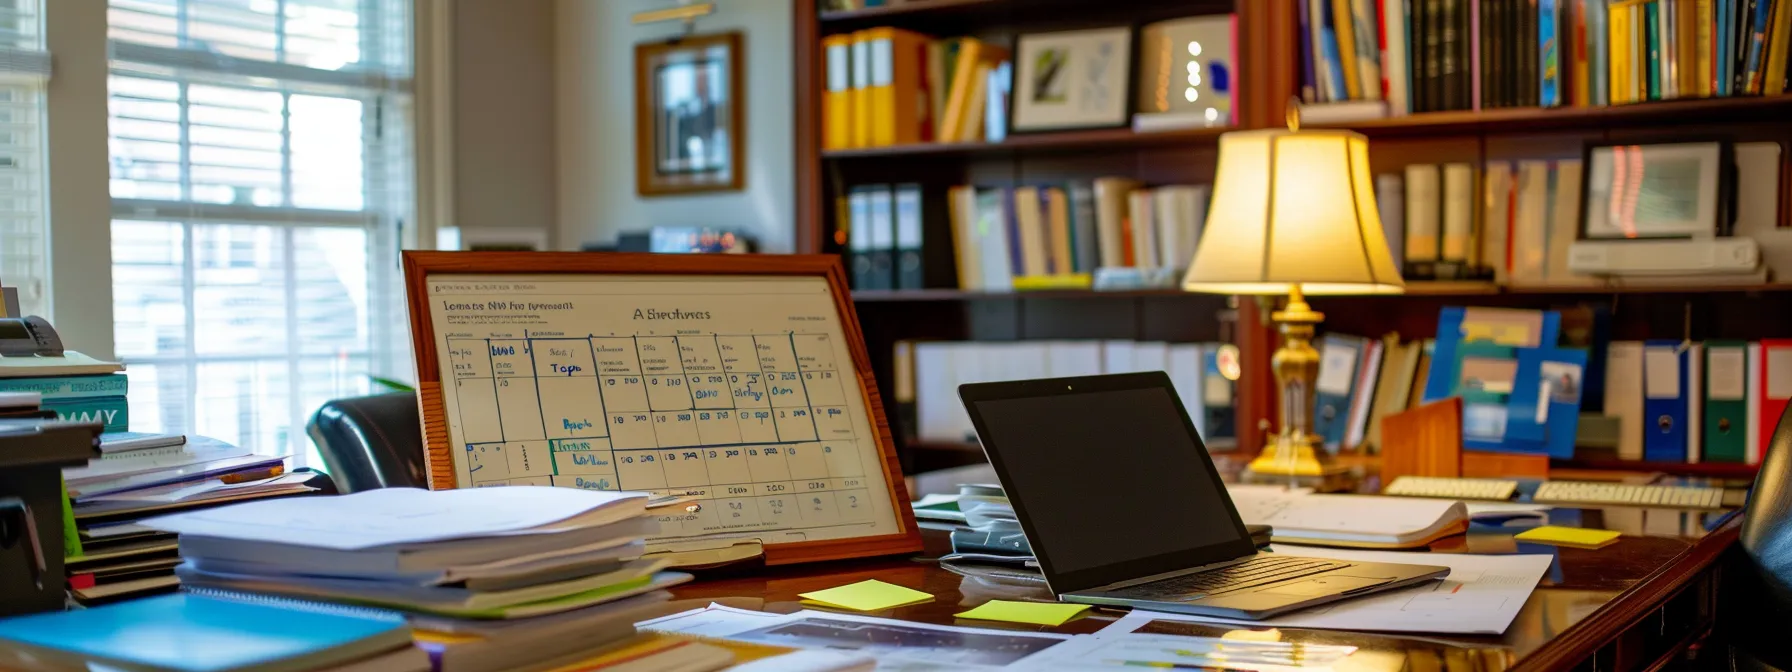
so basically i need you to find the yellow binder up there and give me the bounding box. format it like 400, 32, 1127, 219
863, 27, 929, 147
822, 34, 854, 150
850, 30, 872, 149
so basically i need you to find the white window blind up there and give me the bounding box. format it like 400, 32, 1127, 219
0, 0, 50, 318
107, 0, 414, 465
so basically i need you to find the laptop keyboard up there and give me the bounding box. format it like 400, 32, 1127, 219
1105, 556, 1352, 601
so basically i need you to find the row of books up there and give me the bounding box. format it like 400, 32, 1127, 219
1301, 0, 1792, 120
0, 366, 129, 432
897, 340, 1236, 448
1378, 159, 1588, 284
822, 29, 1011, 149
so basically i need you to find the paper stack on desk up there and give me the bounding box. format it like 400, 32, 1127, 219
143, 487, 694, 672
62, 433, 316, 606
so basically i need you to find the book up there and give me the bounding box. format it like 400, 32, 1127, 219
1482, 161, 1513, 284
1404, 163, 1442, 278
1376, 173, 1407, 276
1127, 190, 1159, 270
1302, 0, 1322, 101
1093, 178, 1141, 268
1765, 0, 1792, 93
1440, 162, 1475, 277
1012, 187, 1049, 277
0, 593, 413, 672
0, 372, 128, 399
42, 394, 129, 432
1321, 0, 1354, 100
1385, 0, 1413, 111
1352, 0, 1386, 99
1335, 0, 1367, 97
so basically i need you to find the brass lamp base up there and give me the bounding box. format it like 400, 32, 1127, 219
1244, 285, 1347, 480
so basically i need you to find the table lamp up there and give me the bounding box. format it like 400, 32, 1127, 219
1181, 111, 1403, 478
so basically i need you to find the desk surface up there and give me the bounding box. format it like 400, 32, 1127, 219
666, 506, 1740, 672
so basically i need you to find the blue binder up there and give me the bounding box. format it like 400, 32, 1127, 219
1503, 347, 1590, 459
1423, 307, 1563, 405
1641, 340, 1689, 463
1312, 334, 1366, 452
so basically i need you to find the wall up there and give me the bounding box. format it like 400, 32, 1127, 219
555, 0, 795, 252
451, 0, 559, 244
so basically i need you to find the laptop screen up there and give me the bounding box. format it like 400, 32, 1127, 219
964, 375, 1256, 593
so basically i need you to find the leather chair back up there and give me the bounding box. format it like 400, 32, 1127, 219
1729, 402, 1792, 669
306, 392, 427, 493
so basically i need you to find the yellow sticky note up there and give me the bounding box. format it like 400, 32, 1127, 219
797, 580, 933, 611
955, 600, 1091, 627
1514, 525, 1621, 549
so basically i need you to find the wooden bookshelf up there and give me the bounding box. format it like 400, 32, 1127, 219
793, 0, 1789, 478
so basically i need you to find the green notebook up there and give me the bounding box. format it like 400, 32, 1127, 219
1703, 341, 1749, 463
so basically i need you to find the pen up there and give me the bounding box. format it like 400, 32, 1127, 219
219, 465, 285, 484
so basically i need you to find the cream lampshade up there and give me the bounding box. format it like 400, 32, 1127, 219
1182, 124, 1404, 479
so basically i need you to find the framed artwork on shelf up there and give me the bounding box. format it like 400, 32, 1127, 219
635, 32, 745, 197
1011, 27, 1135, 132
1580, 141, 1730, 240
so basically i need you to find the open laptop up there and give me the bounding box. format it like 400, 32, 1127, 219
958, 372, 1449, 620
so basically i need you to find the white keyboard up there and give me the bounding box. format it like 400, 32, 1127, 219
1531, 481, 1727, 510
1384, 476, 1520, 501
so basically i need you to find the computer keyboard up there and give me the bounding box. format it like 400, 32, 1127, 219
1531, 481, 1728, 510
1108, 556, 1350, 600
1384, 476, 1520, 501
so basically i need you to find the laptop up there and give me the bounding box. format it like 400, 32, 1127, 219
958, 372, 1450, 620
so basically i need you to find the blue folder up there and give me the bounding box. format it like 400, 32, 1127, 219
1503, 347, 1590, 459
1640, 340, 1689, 462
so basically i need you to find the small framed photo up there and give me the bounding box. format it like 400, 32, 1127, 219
1011, 27, 1134, 132
1581, 141, 1730, 240
635, 32, 745, 197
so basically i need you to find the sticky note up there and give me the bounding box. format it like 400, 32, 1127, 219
798, 580, 933, 611
1514, 525, 1621, 549
955, 600, 1091, 627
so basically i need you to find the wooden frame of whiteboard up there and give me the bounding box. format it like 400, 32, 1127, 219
402, 251, 924, 564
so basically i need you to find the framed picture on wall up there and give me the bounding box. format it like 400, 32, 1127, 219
1011, 27, 1134, 132
635, 32, 745, 196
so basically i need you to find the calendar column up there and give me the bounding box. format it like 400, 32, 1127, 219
720, 335, 794, 528
795, 334, 871, 523
488, 339, 551, 485
682, 336, 758, 531
762, 335, 837, 526
639, 336, 714, 532
592, 337, 664, 495
448, 339, 505, 485
535, 339, 614, 491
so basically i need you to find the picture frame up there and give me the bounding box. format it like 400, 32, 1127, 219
1011, 27, 1135, 132
635, 32, 745, 197
1579, 140, 1732, 240
401, 251, 922, 565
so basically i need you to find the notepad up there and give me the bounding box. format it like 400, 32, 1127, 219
798, 580, 933, 611
955, 600, 1091, 626
1514, 526, 1621, 549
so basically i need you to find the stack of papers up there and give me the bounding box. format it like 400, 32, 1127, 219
62, 433, 312, 606
1225, 486, 1471, 548
144, 487, 694, 672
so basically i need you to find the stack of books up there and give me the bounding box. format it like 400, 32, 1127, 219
64, 433, 308, 605
143, 487, 696, 672
822, 30, 1012, 150
1299, 0, 1792, 120
0, 354, 127, 431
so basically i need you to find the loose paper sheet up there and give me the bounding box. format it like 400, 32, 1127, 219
1099, 546, 1553, 635
641, 604, 1071, 670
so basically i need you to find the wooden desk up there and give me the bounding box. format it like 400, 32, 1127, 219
666, 507, 1739, 672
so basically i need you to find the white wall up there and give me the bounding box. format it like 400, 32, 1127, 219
452, 0, 559, 242
555, 0, 795, 252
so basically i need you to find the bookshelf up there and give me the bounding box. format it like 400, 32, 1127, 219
794, 0, 1792, 477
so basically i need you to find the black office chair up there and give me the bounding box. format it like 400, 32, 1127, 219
1721, 401, 1792, 671
306, 392, 428, 493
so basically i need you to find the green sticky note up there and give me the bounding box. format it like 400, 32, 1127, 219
955, 600, 1091, 627
798, 580, 933, 611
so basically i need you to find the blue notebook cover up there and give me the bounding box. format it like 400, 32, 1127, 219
1503, 347, 1590, 459
1317, 0, 1350, 100
0, 593, 409, 672
1539, 0, 1560, 106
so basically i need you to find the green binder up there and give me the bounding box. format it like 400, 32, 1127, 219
1704, 341, 1749, 463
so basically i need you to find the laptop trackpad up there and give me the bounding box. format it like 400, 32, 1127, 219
1260, 575, 1393, 597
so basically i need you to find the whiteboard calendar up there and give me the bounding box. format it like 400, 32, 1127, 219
420, 272, 905, 549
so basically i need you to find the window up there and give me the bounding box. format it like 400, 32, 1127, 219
107, 0, 414, 465
0, 0, 51, 318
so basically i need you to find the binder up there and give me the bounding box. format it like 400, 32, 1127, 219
863, 27, 928, 147
893, 184, 924, 290
1403, 164, 1441, 279
867, 185, 896, 290
1502, 347, 1589, 459
1747, 342, 1764, 464
1314, 334, 1368, 452
1641, 340, 1688, 463
1012, 187, 1049, 277
848, 186, 875, 289
1703, 341, 1748, 463
849, 31, 872, 148
1760, 339, 1792, 458
1440, 163, 1474, 277
1686, 342, 1703, 463
822, 34, 854, 150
